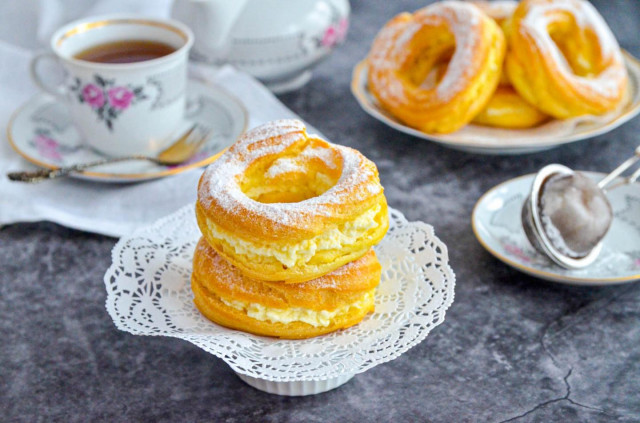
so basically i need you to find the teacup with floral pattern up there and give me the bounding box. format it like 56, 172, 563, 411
31, 15, 193, 156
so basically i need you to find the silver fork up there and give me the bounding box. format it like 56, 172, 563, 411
7, 123, 213, 183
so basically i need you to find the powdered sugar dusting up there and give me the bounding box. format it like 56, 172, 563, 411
266, 158, 303, 178
432, 2, 483, 101
389, 21, 424, 66
299, 141, 340, 169
367, 14, 413, 72
471, 0, 517, 20
265, 142, 338, 177
199, 120, 384, 233
368, 1, 487, 104
520, 0, 626, 98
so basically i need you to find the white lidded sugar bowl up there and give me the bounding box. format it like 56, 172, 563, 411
171, 0, 350, 93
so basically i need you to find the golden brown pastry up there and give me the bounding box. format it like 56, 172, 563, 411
191, 238, 381, 339
366, 1, 506, 134
196, 119, 389, 284
472, 86, 550, 128
471, 0, 550, 129
506, 0, 628, 118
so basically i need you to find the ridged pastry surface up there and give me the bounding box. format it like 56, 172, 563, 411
191, 238, 381, 339
506, 0, 628, 118
367, 1, 506, 134
197, 119, 389, 283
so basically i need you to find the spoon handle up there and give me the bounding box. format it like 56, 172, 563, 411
7, 155, 152, 183
628, 167, 640, 184
597, 145, 640, 190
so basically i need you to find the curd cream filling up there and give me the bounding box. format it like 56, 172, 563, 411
221, 291, 375, 327
206, 204, 383, 267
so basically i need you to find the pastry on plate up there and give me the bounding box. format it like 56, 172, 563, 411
471, 0, 550, 129
366, 1, 506, 134
506, 0, 628, 118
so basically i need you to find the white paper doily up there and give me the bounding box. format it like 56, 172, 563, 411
104, 205, 456, 383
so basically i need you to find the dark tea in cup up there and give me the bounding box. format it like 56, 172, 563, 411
74, 40, 176, 64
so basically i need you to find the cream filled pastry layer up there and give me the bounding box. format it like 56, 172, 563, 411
221, 290, 375, 327
203, 204, 383, 268
191, 238, 382, 339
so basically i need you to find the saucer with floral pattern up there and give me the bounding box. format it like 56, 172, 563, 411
472, 172, 640, 285
7, 79, 247, 182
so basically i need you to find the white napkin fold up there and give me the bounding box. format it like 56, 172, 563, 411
0, 49, 304, 237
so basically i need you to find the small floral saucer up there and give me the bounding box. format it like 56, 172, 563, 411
472, 172, 640, 285
7, 79, 248, 182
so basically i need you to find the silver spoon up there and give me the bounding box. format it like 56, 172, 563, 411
522, 146, 640, 269
7, 124, 212, 183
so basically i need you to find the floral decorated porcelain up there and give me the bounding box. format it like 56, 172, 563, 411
30, 15, 194, 156
171, 0, 350, 93
68, 75, 148, 131
7, 79, 247, 182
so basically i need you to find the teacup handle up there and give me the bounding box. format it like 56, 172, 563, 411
30, 52, 67, 98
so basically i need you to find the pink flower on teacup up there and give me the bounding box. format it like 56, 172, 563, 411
108, 86, 135, 110
34, 134, 62, 161
82, 84, 105, 109
70, 75, 148, 131
321, 25, 338, 48
321, 18, 349, 48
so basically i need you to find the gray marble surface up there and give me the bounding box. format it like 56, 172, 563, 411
2, 1, 640, 422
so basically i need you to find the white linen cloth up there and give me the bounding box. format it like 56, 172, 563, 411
0, 1, 306, 237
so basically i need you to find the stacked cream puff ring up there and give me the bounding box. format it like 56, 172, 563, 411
196, 119, 389, 284
471, 0, 550, 129
472, 86, 549, 128
366, 0, 628, 133
192, 119, 389, 339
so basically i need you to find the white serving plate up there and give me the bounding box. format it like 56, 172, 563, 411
351, 52, 640, 155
